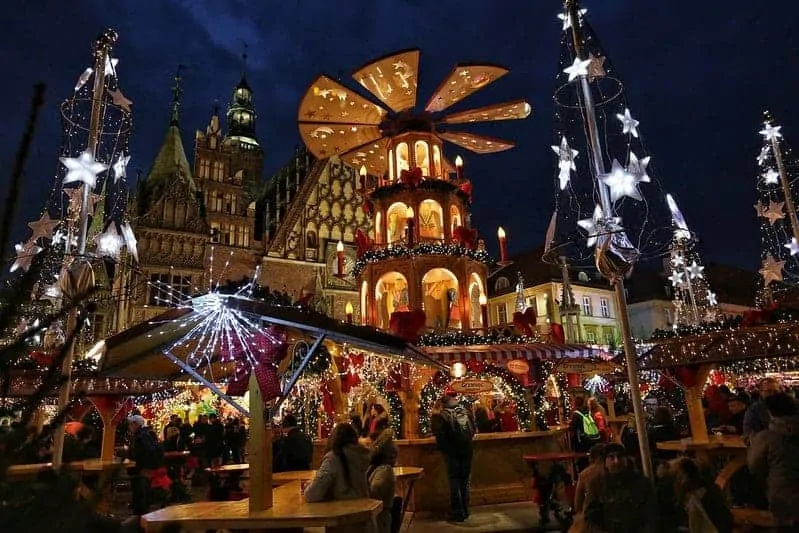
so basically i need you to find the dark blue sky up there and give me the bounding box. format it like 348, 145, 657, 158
2, 1, 798, 270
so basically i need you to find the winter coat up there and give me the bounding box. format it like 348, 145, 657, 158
367, 430, 398, 533
273, 427, 313, 472
574, 463, 604, 514
684, 485, 733, 533
748, 414, 799, 524
583, 469, 657, 533
304, 443, 370, 503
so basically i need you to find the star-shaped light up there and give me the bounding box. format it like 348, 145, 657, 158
74, 67, 93, 92
95, 222, 124, 260
763, 168, 780, 184
10, 240, 42, 273
786, 238, 799, 256
686, 261, 705, 280
104, 56, 119, 76
557, 8, 587, 30
52, 229, 77, 248
60, 150, 107, 189
761, 200, 785, 225
577, 205, 620, 248
109, 89, 132, 113
757, 145, 771, 165
671, 253, 684, 267
587, 53, 606, 82
760, 254, 785, 285
668, 271, 685, 287
627, 152, 651, 184
616, 108, 640, 138
28, 212, 60, 241
564, 57, 592, 82
760, 123, 782, 142
63, 187, 101, 214
120, 221, 139, 262
112, 153, 131, 183
707, 291, 718, 306
666, 194, 691, 241
551, 136, 578, 190
602, 159, 641, 202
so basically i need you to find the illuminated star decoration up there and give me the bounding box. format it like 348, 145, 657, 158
74, 67, 93, 92
557, 7, 587, 30
707, 291, 718, 306
763, 168, 780, 184
551, 136, 578, 190
627, 152, 651, 184
577, 205, 620, 248
671, 253, 685, 267
759, 123, 782, 142
761, 200, 785, 225
785, 238, 799, 256
760, 255, 785, 285
28, 212, 60, 241
120, 221, 139, 262
52, 229, 77, 248
757, 145, 771, 165
668, 271, 684, 287
109, 89, 132, 114
10, 240, 43, 273
587, 53, 606, 82
95, 222, 124, 260
563, 57, 592, 82
686, 261, 705, 279
60, 151, 108, 189
63, 188, 101, 214
666, 194, 691, 241
602, 159, 641, 202
616, 108, 640, 138
112, 153, 131, 183
104, 56, 119, 76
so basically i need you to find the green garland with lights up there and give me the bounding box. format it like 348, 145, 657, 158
369, 178, 469, 202
352, 243, 496, 278
373, 381, 404, 437
540, 359, 572, 423
416, 331, 540, 347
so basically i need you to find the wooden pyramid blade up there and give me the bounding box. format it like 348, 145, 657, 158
425, 63, 509, 113
352, 49, 420, 113
298, 75, 387, 125
439, 131, 516, 154
340, 138, 390, 177
298, 123, 384, 159
442, 99, 532, 124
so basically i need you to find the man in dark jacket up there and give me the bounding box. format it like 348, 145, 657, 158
743, 377, 781, 439
127, 415, 163, 516
433, 391, 475, 522
748, 392, 799, 528
273, 414, 313, 472
205, 413, 225, 467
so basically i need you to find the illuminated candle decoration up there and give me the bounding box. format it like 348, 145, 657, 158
405, 206, 415, 247
336, 240, 345, 277
497, 226, 508, 263
455, 155, 464, 180
345, 301, 354, 323
451, 362, 466, 378
479, 293, 489, 328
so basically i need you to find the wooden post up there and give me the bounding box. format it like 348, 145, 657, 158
327, 355, 347, 422
684, 364, 712, 444
89, 395, 120, 461
248, 373, 273, 512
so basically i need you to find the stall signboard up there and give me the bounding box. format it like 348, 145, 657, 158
450, 379, 494, 395
555, 359, 620, 375
507, 359, 530, 375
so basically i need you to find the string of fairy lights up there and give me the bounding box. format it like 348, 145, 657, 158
352, 242, 495, 278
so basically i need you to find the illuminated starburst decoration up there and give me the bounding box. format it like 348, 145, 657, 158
668, 271, 685, 287
112, 153, 130, 183
120, 221, 139, 262
785, 238, 799, 256
60, 150, 108, 189
686, 261, 705, 280
601, 159, 640, 202
757, 145, 770, 165
297, 49, 532, 177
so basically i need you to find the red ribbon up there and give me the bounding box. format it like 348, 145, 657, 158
225, 326, 287, 402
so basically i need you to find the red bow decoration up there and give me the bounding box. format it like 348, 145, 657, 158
550, 323, 565, 344
673, 365, 701, 387
362, 199, 374, 216
355, 228, 371, 258
386, 363, 411, 392
513, 307, 538, 337
459, 181, 473, 203
452, 225, 478, 250
225, 326, 288, 402
399, 167, 423, 188
30, 349, 54, 366
389, 309, 426, 342
340, 352, 364, 393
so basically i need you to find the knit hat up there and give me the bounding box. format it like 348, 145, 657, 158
127, 415, 146, 427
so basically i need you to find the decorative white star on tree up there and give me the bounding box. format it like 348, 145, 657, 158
563, 57, 591, 82
104, 56, 119, 76
666, 194, 691, 241
671, 253, 684, 267
759, 254, 785, 285
707, 291, 718, 306
760, 123, 782, 141
112, 153, 130, 183
120, 222, 139, 262
627, 152, 651, 184
616, 108, 640, 138
10, 240, 43, 273
763, 168, 780, 185
557, 7, 586, 30
577, 205, 620, 248
757, 145, 771, 165
60, 150, 108, 189
686, 261, 705, 279
668, 271, 684, 287
601, 159, 641, 202
28, 212, 60, 241
785, 238, 799, 256
551, 136, 578, 190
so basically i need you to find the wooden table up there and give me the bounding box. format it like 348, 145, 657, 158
655, 435, 746, 463
141, 480, 381, 532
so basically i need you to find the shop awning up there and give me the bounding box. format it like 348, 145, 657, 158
421, 343, 600, 364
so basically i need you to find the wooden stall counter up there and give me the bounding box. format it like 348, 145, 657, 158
141, 480, 381, 532
312, 427, 568, 512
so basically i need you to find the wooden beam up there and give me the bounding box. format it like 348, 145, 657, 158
685, 364, 713, 444
248, 372, 273, 512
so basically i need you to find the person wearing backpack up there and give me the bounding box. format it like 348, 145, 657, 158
570, 397, 601, 470
432, 390, 476, 522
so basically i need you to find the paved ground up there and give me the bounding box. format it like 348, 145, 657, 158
405, 502, 546, 532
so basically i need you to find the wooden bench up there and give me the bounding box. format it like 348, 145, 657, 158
141, 480, 381, 532
715, 455, 777, 529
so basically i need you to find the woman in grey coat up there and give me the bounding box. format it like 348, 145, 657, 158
747, 392, 799, 528
304, 422, 370, 502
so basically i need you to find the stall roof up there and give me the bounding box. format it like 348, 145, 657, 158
639, 322, 799, 370
100, 295, 445, 380
421, 342, 600, 364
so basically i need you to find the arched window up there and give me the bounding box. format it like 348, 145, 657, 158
432, 145, 442, 178
468, 273, 485, 329
450, 205, 462, 235
375, 272, 409, 330
421, 268, 460, 331
414, 141, 430, 176
396, 143, 410, 174
495, 277, 510, 292
418, 199, 443, 240
386, 202, 409, 244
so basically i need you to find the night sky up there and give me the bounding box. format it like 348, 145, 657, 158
2, 1, 798, 271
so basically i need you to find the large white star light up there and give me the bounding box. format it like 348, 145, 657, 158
707, 291, 718, 306
60, 151, 108, 189
671, 253, 685, 267
668, 271, 684, 287
120, 221, 139, 262
760, 123, 782, 142
564, 57, 591, 82
602, 159, 641, 202
763, 168, 780, 184
628, 152, 651, 183
666, 194, 691, 240
577, 205, 620, 248
785, 238, 799, 256
686, 261, 705, 279
112, 153, 131, 183
551, 136, 578, 190
557, 7, 587, 30
95, 222, 124, 260
616, 108, 640, 138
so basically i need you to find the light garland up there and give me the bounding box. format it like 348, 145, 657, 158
352, 242, 495, 278
416, 330, 540, 347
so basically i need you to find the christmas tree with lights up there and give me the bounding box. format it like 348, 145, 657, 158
664, 194, 719, 326
754, 111, 799, 304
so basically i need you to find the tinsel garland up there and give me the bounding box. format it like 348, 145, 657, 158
416, 330, 539, 347
352, 243, 496, 278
